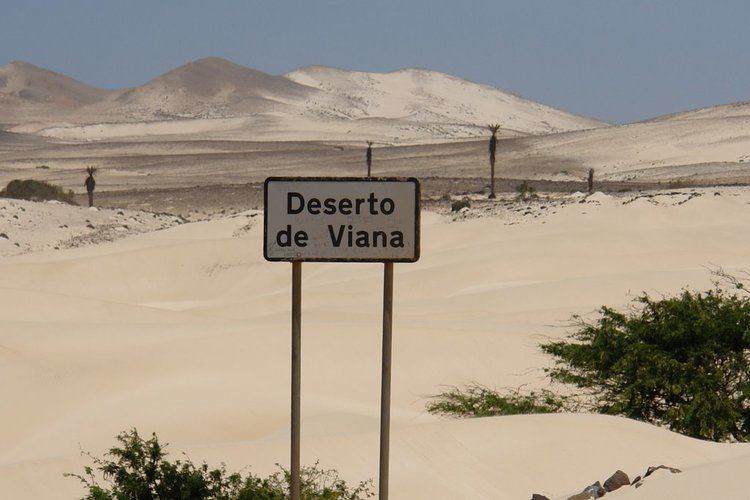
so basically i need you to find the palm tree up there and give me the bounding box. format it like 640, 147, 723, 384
85, 166, 97, 207
487, 124, 500, 199
366, 141, 373, 178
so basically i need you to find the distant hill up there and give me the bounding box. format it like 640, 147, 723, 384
286, 65, 604, 135
0, 61, 112, 123
648, 100, 750, 121
103, 57, 317, 120
0, 58, 605, 143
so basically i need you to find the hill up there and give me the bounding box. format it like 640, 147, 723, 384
287, 65, 604, 135
2, 58, 605, 143
0, 61, 112, 124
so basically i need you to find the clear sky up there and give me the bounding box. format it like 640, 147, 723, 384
1, 0, 748, 123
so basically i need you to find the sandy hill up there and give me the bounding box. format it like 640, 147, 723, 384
287, 65, 605, 135
2, 58, 605, 143
482, 114, 750, 182
102, 57, 318, 120
0, 61, 112, 124
649, 99, 750, 121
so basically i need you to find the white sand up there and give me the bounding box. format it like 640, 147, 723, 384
0, 198, 185, 257
2, 189, 750, 499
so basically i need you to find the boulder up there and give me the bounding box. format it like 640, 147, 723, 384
603, 470, 630, 492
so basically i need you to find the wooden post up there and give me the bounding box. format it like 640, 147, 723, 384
291, 261, 302, 500
379, 261, 394, 499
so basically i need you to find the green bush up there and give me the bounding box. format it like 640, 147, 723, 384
66, 429, 373, 500
426, 384, 571, 418
1, 179, 76, 204
542, 289, 750, 441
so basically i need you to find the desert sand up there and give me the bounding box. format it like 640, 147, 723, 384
2, 188, 750, 499
4, 56, 750, 499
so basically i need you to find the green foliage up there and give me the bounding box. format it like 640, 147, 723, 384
426, 384, 571, 418
515, 181, 537, 201
1, 179, 76, 204
542, 289, 750, 441
66, 429, 373, 500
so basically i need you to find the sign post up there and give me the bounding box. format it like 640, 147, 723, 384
264, 177, 420, 500
379, 261, 394, 499
290, 260, 302, 500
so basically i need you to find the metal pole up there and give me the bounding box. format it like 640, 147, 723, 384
379, 261, 394, 500
291, 261, 302, 500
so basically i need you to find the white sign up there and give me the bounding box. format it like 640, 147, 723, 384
264, 177, 420, 262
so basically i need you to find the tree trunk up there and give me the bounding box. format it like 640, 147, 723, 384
489, 159, 496, 199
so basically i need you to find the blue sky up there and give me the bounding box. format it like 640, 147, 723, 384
1, 0, 748, 123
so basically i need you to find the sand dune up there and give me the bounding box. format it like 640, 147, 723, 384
287, 65, 604, 134
2, 188, 750, 498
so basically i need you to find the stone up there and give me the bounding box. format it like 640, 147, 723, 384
567, 493, 595, 500
568, 481, 606, 500
645, 465, 681, 478
584, 481, 606, 498
531, 495, 550, 500
603, 470, 630, 492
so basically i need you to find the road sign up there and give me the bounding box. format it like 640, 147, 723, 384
264, 177, 420, 263
264, 176, 420, 500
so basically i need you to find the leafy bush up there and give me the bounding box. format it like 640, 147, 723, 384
66, 429, 373, 499
1, 179, 76, 204
542, 289, 750, 441
426, 384, 571, 418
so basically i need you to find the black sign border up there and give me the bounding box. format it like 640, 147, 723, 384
264, 177, 421, 263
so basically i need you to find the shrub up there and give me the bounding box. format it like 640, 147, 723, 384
451, 198, 470, 212
515, 181, 537, 201
1, 179, 76, 204
426, 384, 571, 418
66, 429, 373, 499
541, 289, 750, 441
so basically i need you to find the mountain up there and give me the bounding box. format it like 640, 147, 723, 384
1, 58, 605, 143
103, 57, 318, 120
0, 61, 112, 123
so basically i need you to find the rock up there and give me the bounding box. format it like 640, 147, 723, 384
531, 495, 550, 500
583, 481, 606, 498
603, 470, 630, 492
567, 493, 595, 500
86, 223, 95, 229
567, 481, 605, 500
645, 465, 681, 478
0, 233, 8, 239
